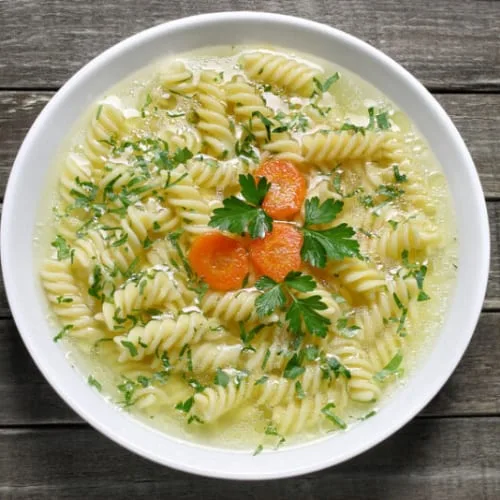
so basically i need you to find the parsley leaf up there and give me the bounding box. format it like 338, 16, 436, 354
239, 322, 266, 351
295, 380, 306, 399
175, 396, 194, 413
251, 111, 273, 141
255, 276, 286, 317
283, 271, 316, 292
51, 235, 74, 262
87, 375, 102, 391
374, 351, 403, 382
302, 224, 361, 268
214, 368, 230, 387
313, 73, 340, 93
53, 324, 73, 342
254, 375, 269, 385
321, 402, 347, 429
253, 444, 264, 456
255, 273, 330, 337
117, 379, 138, 407
239, 174, 271, 206
209, 197, 271, 238
120, 340, 138, 357
401, 250, 430, 302
283, 353, 305, 379
393, 165, 407, 183
376, 111, 391, 130
303, 197, 344, 227
323, 356, 351, 379
287, 294, 330, 337
301, 197, 360, 268
208, 175, 272, 239
336, 317, 361, 338
172, 147, 193, 165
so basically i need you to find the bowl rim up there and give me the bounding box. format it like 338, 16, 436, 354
1, 11, 490, 480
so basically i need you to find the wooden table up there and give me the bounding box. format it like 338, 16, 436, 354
1, 1, 499, 498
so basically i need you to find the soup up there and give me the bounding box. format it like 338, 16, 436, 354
38, 46, 457, 450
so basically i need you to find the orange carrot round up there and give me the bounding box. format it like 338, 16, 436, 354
189, 232, 249, 291
249, 222, 303, 282
256, 159, 306, 220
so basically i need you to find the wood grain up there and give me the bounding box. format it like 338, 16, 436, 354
1, 311, 498, 426
1, 419, 499, 498
1, 92, 499, 201
1, 1, 499, 90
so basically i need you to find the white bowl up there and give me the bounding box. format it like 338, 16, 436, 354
1, 12, 489, 479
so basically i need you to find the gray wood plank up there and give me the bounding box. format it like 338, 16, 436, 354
1, 1, 499, 90
1, 311, 498, 426
1, 92, 499, 201
1, 418, 499, 498
487, 202, 500, 309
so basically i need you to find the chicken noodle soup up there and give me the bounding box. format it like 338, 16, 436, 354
39, 46, 457, 449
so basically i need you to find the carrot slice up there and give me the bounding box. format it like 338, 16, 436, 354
249, 222, 303, 282
256, 159, 306, 220
189, 232, 249, 291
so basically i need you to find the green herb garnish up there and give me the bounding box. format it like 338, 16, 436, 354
214, 368, 230, 388
321, 402, 347, 429
120, 340, 138, 357
51, 235, 75, 262
301, 197, 360, 268
87, 375, 102, 391
313, 72, 340, 93
374, 351, 403, 382
255, 271, 330, 338
209, 174, 272, 239
53, 324, 73, 342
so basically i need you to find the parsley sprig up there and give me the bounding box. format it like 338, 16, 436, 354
209, 174, 273, 239
255, 271, 330, 338
301, 197, 361, 268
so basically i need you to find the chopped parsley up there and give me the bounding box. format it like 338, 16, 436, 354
264, 423, 286, 448
51, 235, 74, 262
188, 378, 206, 393
253, 444, 264, 456
235, 130, 259, 163
361, 410, 377, 420
401, 250, 430, 302
321, 402, 347, 429
214, 368, 230, 387
87, 375, 102, 391
312, 72, 340, 94
392, 293, 409, 336
53, 324, 73, 342
373, 351, 404, 382
251, 111, 273, 141
56, 296, 73, 304
254, 375, 269, 386
336, 317, 361, 338
295, 380, 306, 399
120, 340, 138, 357
393, 164, 407, 183
283, 353, 305, 379
117, 378, 139, 407
175, 396, 195, 413
187, 415, 204, 425
239, 322, 266, 352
